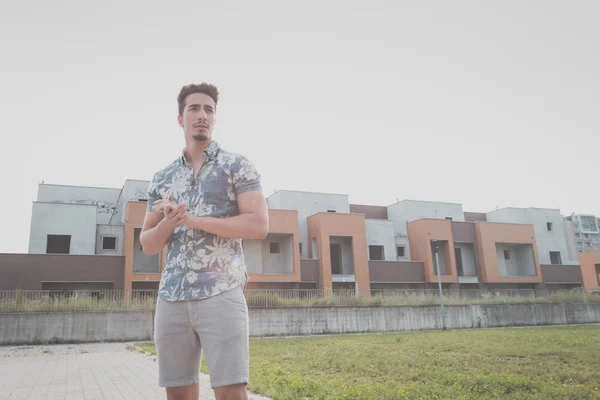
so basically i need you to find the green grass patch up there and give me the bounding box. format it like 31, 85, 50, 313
137, 325, 600, 399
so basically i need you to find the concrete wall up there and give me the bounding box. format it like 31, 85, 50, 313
267, 191, 350, 259
243, 239, 263, 274
486, 208, 577, 266
3, 303, 600, 344
387, 200, 465, 237
262, 234, 293, 274
37, 184, 121, 226
365, 219, 396, 261
132, 228, 160, 273
29, 202, 98, 255
96, 225, 124, 255
248, 303, 600, 336
496, 243, 536, 277
0, 311, 153, 345
563, 220, 579, 262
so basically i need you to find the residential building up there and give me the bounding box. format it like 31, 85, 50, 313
578, 251, 600, 291
0, 184, 590, 292
563, 214, 600, 255
485, 208, 578, 266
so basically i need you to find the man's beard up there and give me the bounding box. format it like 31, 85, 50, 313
192, 133, 209, 141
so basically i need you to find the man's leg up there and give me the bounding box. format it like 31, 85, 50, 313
155, 298, 202, 399
213, 383, 248, 400
166, 384, 200, 400
190, 285, 250, 400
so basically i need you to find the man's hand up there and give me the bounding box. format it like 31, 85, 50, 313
158, 196, 189, 229
153, 195, 178, 212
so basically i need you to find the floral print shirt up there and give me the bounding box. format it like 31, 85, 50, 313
147, 140, 262, 301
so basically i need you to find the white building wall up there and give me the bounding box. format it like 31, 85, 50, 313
267, 191, 350, 259
365, 219, 396, 261
117, 180, 152, 224
37, 184, 121, 225
29, 202, 97, 255
486, 208, 577, 265
562, 220, 579, 262
386, 200, 465, 237
95, 225, 124, 255
395, 237, 411, 261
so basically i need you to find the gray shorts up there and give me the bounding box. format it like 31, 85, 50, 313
154, 285, 249, 389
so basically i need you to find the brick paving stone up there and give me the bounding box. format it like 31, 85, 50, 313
0, 343, 272, 400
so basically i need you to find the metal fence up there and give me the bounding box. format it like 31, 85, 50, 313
0, 287, 595, 312
0, 289, 158, 312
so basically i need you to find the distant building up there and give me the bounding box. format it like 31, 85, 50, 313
563, 214, 600, 257
0, 184, 590, 292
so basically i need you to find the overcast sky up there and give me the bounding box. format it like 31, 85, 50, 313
1, 0, 598, 253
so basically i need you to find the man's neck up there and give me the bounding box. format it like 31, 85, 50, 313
184, 138, 212, 164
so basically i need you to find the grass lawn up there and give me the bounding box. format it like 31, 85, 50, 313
137, 325, 600, 399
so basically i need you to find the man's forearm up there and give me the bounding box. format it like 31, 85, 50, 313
140, 219, 173, 256
187, 213, 268, 239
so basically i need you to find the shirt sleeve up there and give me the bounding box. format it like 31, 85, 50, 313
146, 173, 161, 212
232, 155, 262, 197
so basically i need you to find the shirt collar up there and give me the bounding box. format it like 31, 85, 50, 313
180, 140, 220, 166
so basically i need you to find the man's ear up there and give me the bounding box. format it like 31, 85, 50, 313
177, 114, 184, 127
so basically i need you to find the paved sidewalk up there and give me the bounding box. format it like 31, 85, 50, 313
0, 343, 271, 400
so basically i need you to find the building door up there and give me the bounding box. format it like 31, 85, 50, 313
330, 243, 342, 274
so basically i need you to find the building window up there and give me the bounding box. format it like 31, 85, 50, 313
455, 248, 464, 276
396, 246, 405, 257
503, 250, 511, 260
577, 242, 583, 249
580, 216, 598, 232
269, 242, 280, 254
102, 236, 117, 250
549, 251, 562, 265
327, 210, 336, 213
584, 234, 590, 239
445, 217, 453, 221
575, 233, 581, 238
46, 234, 71, 254
369, 245, 384, 261
547, 222, 553, 232
585, 242, 592, 247
299, 242, 303, 254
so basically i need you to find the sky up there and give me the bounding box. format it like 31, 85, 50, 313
0, 0, 598, 253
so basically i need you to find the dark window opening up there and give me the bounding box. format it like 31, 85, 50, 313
445, 217, 453, 221
455, 248, 464, 276
396, 246, 405, 257
504, 250, 511, 260
549, 251, 562, 265
327, 210, 336, 213
369, 245, 384, 260
102, 236, 117, 250
269, 242, 280, 254
330, 243, 342, 274
299, 242, 303, 254
547, 222, 553, 232
46, 234, 71, 254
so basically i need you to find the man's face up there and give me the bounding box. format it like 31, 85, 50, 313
178, 92, 216, 142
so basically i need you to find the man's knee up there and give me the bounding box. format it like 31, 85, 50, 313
214, 383, 248, 400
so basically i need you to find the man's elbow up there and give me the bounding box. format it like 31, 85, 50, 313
254, 215, 269, 239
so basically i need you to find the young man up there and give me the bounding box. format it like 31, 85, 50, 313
140, 82, 268, 400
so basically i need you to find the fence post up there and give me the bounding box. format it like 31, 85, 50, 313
17, 287, 23, 312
